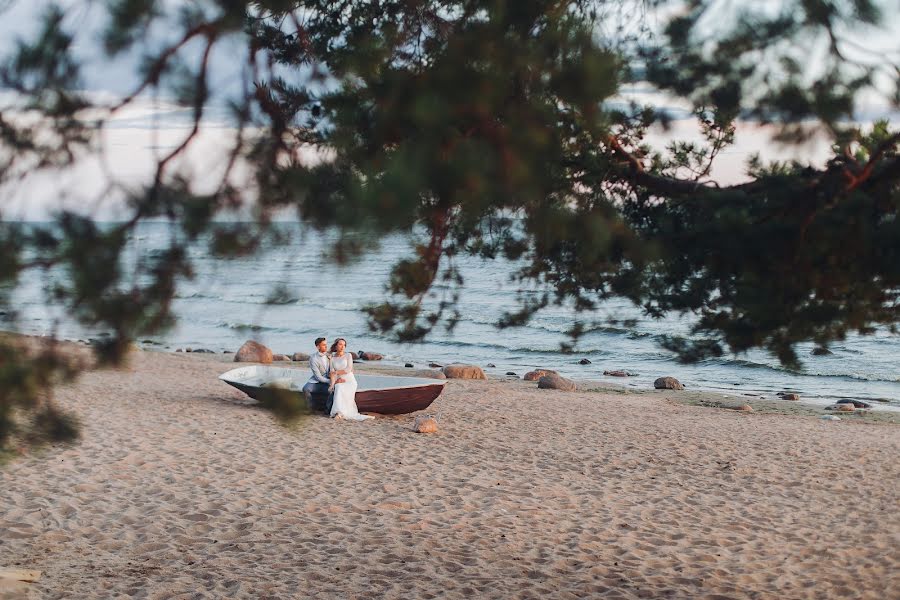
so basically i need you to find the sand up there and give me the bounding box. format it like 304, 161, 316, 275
2, 349, 898, 599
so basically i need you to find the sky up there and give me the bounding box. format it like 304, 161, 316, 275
0, 0, 897, 220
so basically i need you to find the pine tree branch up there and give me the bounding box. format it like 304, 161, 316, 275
844, 132, 900, 192
605, 133, 759, 197
109, 22, 220, 114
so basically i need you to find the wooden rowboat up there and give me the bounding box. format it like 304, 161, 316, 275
219, 365, 446, 415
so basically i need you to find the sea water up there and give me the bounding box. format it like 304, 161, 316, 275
7, 221, 900, 408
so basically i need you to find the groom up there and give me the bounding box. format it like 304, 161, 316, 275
302, 337, 333, 413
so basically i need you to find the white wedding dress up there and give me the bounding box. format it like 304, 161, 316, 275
329, 353, 372, 421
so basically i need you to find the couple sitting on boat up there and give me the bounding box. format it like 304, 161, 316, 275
301, 337, 373, 421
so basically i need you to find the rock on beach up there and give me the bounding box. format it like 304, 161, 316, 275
524, 369, 558, 381
234, 340, 273, 364
414, 416, 438, 433
837, 399, 871, 409
604, 370, 630, 377
654, 376, 684, 390
442, 364, 487, 379
537, 374, 577, 391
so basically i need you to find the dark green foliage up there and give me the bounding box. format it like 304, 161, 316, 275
0, 0, 897, 452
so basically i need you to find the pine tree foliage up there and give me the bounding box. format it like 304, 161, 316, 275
0, 0, 897, 451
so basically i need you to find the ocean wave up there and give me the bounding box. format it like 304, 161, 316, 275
706, 356, 900, 384
220, 321, 279, 333
174, 292, 223, 300
458, 312, 653, 338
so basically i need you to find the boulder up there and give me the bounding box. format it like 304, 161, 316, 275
414, 416, 438, 434
291, 352, 310, 362
781, 393, 801, 401
524, 369, 558, 381
359, 351, 384, 361
578, 358, 592, 365
835, 403, 856, 412
604, 370, 629, 377
442, 364, 487, 379
733, 404, 754, 412
234, 340, 273, 363
486, 363, 496, 368
411, 369, 446, 379
405, 363, 414, 368
506, 371, 517, 376
272, 354, 291, 361
654, 376, 684, 390
350, 352, 359, 361
811, 347, 834, 356
428, 362, 443, 368
537, 374, 577, 392
836, 399, 871, 409
193, 348, 215, 353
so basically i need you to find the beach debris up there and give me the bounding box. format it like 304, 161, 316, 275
411, 369, 446, 379
836, 399, 871, 409
359, 351, 384, 361
524, 369, 558, 381
291, 352, 310, 362
234, 340, 273, 364
604, 369, 631, 377
405, 363, 414, 368
579, 358, 592, 364
820, 415, 842, 421
654, 376, 684, 390
414, 415, 439, 433
442, 364, 487, 379
537, 373, 578, 391
811, 347, 834, 356
272, 354, 291, 361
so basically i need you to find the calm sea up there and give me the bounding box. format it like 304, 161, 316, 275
8, 222, 900, 409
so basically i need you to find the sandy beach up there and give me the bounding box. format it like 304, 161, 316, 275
2, 348, 898, 599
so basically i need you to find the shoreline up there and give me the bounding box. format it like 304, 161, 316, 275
6, 320, 900, 409
59, 332, 900, 418
2, 346, 898, 598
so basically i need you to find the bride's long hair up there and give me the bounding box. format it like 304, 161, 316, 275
330, 338, 347, 355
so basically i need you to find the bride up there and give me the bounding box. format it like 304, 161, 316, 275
328, 338, 373, 421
